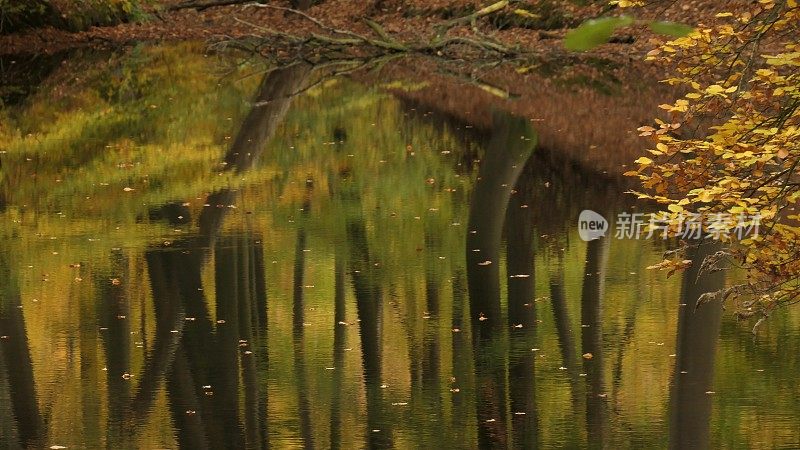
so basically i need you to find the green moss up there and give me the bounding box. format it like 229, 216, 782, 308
0, 0, 148, 34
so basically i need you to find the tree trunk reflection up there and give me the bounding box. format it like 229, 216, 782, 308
506, 157, 538, 449
580, 237, 610, 447
466, 113, 535, 448
668, 242, 724, 449
0, 253, 44, 448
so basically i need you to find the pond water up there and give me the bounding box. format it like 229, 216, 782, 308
1, 42, 799, 449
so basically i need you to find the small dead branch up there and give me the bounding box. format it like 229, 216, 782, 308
170, 0, 251, 12
219, 1, 524, 64
437, 0, 510, 31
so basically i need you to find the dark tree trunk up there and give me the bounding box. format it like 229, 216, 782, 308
466, 112, 535, 448
0, 253, 43, 448
581, 238, 610, 447
668, 242, 725, 449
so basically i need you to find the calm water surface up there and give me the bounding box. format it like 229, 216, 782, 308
1, 43, 799, 449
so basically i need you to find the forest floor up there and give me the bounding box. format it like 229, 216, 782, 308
0, 0, 740, 57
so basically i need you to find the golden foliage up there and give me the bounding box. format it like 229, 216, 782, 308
631, 0, 800, 315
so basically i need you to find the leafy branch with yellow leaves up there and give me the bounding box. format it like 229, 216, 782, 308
622, 0, 800, 330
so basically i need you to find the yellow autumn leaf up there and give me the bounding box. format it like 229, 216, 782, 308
667, 204, 684, 213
